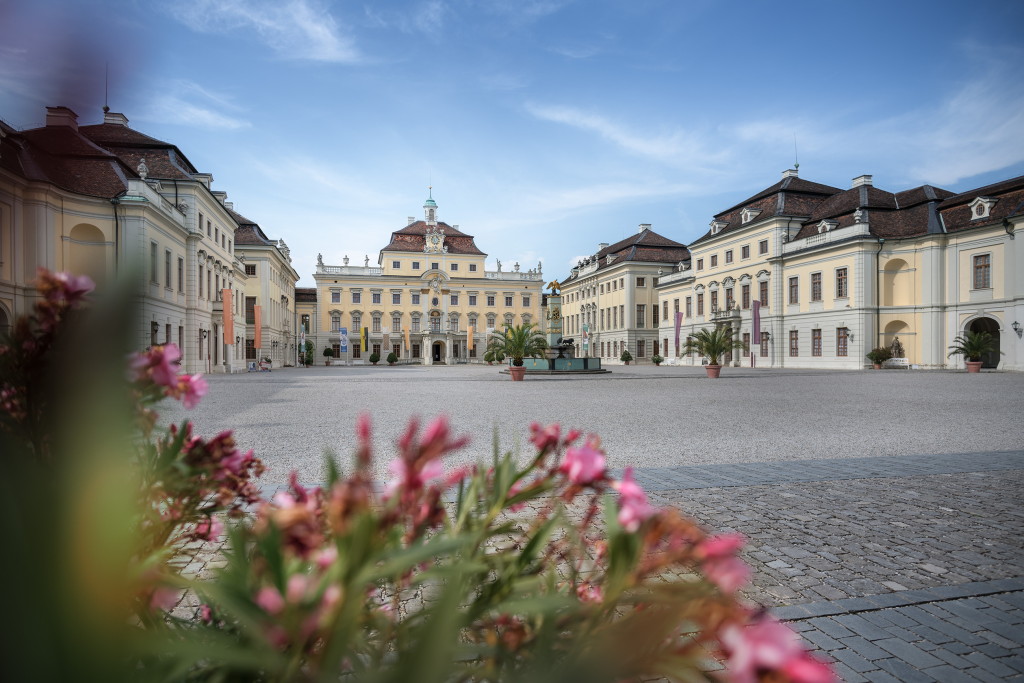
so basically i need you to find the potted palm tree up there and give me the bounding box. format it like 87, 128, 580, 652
487, 322, 548, 381
865, 347, 892, 370
683, 327, 746, 378
482, 347, 504, 365
947, 331, 1001, 373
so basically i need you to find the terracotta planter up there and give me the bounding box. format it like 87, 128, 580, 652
965, 360, 983, 373
509, 365, 526, 381
872, 363, 881, 370
705, 364, 722, 378
623, 360, 630, 365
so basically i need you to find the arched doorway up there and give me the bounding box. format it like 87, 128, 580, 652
968, 317, 1001, 368
432, 341, 445, 364
68, 223, 108, 285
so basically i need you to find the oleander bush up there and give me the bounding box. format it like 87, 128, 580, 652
0, 270, 835, 683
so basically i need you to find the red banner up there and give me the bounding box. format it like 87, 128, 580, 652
254, 305, 263, 349
222, 289, 233, 341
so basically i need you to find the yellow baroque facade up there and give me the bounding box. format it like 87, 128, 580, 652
657, 170, 1023, 370
309, 195, 544, 365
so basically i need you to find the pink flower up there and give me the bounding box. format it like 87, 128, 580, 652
286, 574, 309, 603
315, 546, 338, 570
46, 270, 95, 302
193, 515, 224, 541
384, 456, 444, 498
529, 422, 561, 452
149, 587, 179, 612
256, 586, 285, 615
698, 533, 751, 594
176, 373, 207, 408
613, 467, 655, 532
130, 344, 182, 388
576, 582, 603, 603
720, 616, 836, 683
506, 481, 527, 512
199, 604, 213, 624
559, 438, 606, 485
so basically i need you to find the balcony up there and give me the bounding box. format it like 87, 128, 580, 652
710, 302, 741, 322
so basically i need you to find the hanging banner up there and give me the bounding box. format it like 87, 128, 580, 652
467, 325, 475, 351
254, 305, 263, 349
674, 311, 682, 355
382, 326, 391, 354
752, 300, 761, 340
361, 326, 368, 352
339, 327, 348, 352
581, 323, 589, 351
403, 326, 410, 349
222, 289, 234, 341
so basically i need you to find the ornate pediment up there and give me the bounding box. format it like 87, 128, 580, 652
423, 225, 448, 254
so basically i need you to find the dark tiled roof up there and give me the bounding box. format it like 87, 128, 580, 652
295, 288, 317, 302
939, 175, 1024, 234
234, 223, 276, 246
4, 126, 130, 198
382, 221, 486, 255
895, 185, 955, 208
690, 174, 843, 246
563, 228, 689, 281
80, 121, 198, 180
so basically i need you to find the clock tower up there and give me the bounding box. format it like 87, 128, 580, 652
424, 187, 437, 226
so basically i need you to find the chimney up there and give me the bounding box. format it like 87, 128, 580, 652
103, 111, 129, 126
598, 242, 609, 252
45, 106, 79, 130
213, 190, 228, 204
782, 168, 799, 179
408, 216, 415, 225
851, 174, 873, 188
638, 223, 651, 233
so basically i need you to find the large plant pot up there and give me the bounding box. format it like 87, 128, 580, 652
509, 366, 526, 381
705, 364, 722, 379
965, 361, 983, 373
872, 363, 881, 370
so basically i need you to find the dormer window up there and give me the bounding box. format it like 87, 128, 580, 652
817, 219, 839, 234
710, 220, 727, 235
740, 208, 761, 224
969, 197, 997, 220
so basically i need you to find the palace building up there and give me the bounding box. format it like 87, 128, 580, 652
308, 193, 545, 364
656, 169, 1023, 371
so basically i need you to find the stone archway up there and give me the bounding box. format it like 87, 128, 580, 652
68, 223, 108, 285
432, 341, 446, 364
968, 317, 1001, 368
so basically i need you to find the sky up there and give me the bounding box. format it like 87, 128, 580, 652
2, 0, 1024, 287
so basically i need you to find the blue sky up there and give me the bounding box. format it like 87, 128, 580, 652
3, 0, 1023, 286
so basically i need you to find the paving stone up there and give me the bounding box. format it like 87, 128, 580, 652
873, 638, 944, 669
874, 656, 938, 683
837, 636, 891, 661
962, 651, 1017, 677
924, 664, 984, 682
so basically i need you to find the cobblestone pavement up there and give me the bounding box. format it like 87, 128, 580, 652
647, 453, 1024, 681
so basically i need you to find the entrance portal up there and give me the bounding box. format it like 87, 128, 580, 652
432, 341, 445, 364
968, 317, 1001, 368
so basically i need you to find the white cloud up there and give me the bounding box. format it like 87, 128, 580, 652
136, 80, 250, 130
166, 0, 360, 63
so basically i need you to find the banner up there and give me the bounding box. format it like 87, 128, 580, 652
222, 289, 233, 341
340, 327, 348, 352
403, 326, 409, 350
467, 325, 474, 351
382, 326, 391, 354
254, 305, 262, 349
752, 300, 761, 340
582, 323, 589, 350
361, 326, 368, 352
674, 311, 683, 355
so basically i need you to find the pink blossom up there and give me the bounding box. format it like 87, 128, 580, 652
199, 604, 213, 624
221, 448, 254, 476
46, 270, 95, 302
559, 438, 606, 485
256, 586, 285, 615
315, 546, 338, 569
529, 422, 561, 452
506, 481, 527, 512
130, 344, 182, 388
613, 467, 655, 532
576, 582, 603, 603
384, 456, 444, 497
286, 574, 309, 603
149, 587, 179, 612
698, 534, 751, 594
175, 373, 207, 408
193, 515, 224, 541
720, 616, 835, 683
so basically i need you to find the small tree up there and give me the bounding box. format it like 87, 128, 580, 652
369, 352, 380, 365
303, 340, 314, 366
651, 353, 663, 366
620, 349, 633, 364
486, 322, 548, 367
386, 351, 398, 365
865, 347, 892, 365
323, 346, 334, 365
947, 330, 1001, 363
683, 327, 745, 366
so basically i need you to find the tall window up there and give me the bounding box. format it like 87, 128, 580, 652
392, 314, 401, 330
811, 273, 822, 302
150, 242, 158, 283
372, 315, 381, 333
742, 332, 750, 354
725, 288, 734, 309
636, 305, 646, 328
673, 298, 680, 314
164, 250, 172, 287
710, 290, 718, 311
759, 239, 769, 255
788, 277, 799, 304
741, 284, 750, 309
352, 314, 361, 332
392, 292, 401, 305
760, 332, 769, 357
331, 314, 341, 331
245, 297, 256, 324
789, 330, 799, 357
725, 250, 733, 264
662, 301, 669, 320
837, 327, 849, 357
177, 257, 184, 292
411, 316, 421, 333
710, 255, 718, 267
637, 340, 645, 358
686, 296, 692, 317
741, 245, 750, 259
759, 281, 769, 306
697, 258, 704, 271
450, 316, 459, 332
811, 329, 822, 356
697, 293, 704, 316
836, 268, 849, 298
973, 254, 990, 289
